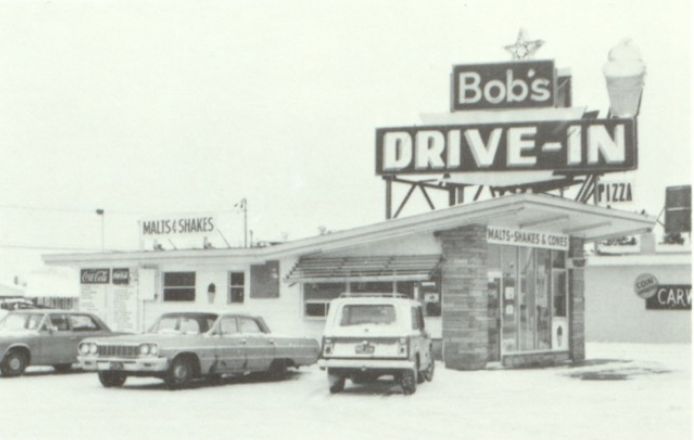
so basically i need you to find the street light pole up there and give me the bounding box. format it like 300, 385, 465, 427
96, 209, 105, 251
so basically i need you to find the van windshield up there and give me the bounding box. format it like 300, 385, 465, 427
339, 305, 396, 326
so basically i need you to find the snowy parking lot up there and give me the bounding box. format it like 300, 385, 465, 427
0, 343, 690, 440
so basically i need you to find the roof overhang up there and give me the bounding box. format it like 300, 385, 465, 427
43, 194, 655, 267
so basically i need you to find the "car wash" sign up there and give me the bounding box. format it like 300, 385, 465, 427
375, 119, 636, 175
645, 285, 691, 311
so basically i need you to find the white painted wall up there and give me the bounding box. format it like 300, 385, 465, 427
585, 258, 691, 343
138, 257, 325, 340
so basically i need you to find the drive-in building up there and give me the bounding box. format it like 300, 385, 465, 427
44, 194, 655, 370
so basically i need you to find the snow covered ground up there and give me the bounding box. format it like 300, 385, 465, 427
0, 343, 690, 440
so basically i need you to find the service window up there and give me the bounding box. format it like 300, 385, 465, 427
238, 318, 263, 334
229, 272, 245, 304
69, 314, 101, 332
163, 272, 196, 302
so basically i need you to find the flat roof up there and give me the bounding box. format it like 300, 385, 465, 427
43, 194, 656, 267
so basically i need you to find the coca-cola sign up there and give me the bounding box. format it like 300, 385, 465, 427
112, 268, 130, 285
81, 268, 110, 284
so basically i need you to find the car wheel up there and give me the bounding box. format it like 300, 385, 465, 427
328, 374, 345, 394
53, 364, 72, 373
422, 358, 435, 382
98, 371, 127, 388
1, 349, 28, 377
399, 369, 417, 395
416, 358, 425, 384
267, 359, 287, 380
165, 356, 194, 389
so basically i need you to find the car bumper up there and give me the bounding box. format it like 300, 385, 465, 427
318, 358, 415, 371
78, 356, 169, 373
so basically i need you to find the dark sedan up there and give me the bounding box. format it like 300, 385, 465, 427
0, 310, 117, 376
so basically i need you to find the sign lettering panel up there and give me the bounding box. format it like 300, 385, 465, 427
645, 285, 691, 311
375, 119, 636, 175
487, 226, 569, 251
452, 61, 556, 110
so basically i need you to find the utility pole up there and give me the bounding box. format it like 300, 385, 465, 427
96, 209, 105, 251
244, 199, 248, 248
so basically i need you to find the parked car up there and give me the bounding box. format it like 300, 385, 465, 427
77, 312, 320, 389
318, 293, 435, 395
0, 310, 116, 376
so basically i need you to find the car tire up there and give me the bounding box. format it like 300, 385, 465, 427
98, 371, 127, 388
328, 374, 345, 394
422, 358, 435, 382
267, 359, 287, 380
416, 358, 425, 384
53, 364, 72, 373
165, 356, 195, 390
1, 349, 28, 377
399, 369, 417, 395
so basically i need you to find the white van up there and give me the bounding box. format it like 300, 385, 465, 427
318, 293, 434, 395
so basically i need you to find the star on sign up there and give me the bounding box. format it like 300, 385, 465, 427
504, 29, 544, 60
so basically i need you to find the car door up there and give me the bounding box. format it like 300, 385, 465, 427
216, 317, 246, 373
238, 317, 274, 372
43, 313, 76, 364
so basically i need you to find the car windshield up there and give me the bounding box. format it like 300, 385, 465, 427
339, 304, 396, 326
0, 313, 44, 331
148, 314, 217, 335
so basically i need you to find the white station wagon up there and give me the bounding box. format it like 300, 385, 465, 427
318, 293, 434, 395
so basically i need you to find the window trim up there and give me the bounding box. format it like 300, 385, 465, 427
228, 271, 246, 304
162, 271, 196, 302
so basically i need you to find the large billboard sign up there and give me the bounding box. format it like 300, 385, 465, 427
451, 60, 556, 110
375, 119, 636, 175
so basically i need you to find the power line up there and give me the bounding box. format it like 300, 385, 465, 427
0, 204, 246, 216
0, 243, 110, 251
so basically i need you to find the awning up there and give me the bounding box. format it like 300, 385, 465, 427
285, 254, 442, 283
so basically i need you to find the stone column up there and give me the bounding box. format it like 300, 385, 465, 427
568, 236, 586, 362
438, 224, 489, 370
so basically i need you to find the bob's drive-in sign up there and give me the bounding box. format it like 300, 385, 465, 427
376, 59, 637, 177
376, 119, 636, 174
451, 60, 556, 110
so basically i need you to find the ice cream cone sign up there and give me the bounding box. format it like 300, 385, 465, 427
603, 39, 646, 118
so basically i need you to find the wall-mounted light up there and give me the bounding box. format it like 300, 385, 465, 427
207, 283, 216, 304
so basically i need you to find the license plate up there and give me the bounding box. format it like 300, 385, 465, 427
110, 362, 124, 370
355, 344, 375, 354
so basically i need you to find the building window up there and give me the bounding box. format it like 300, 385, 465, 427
349, 281, 393, 294
229, 272, 245, 303
163, 272, 196, 302
303, 282, 345, 318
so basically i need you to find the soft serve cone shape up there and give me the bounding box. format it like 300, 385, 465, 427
603, 39, 646, 117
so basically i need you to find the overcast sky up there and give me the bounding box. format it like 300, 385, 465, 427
0, 0, 690, 282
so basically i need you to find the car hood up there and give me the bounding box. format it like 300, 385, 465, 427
83, 333, 205, 347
